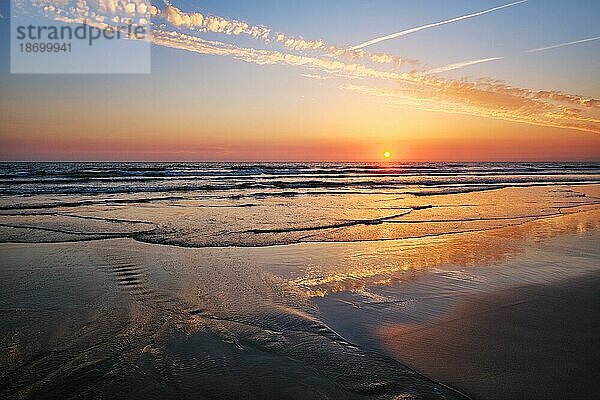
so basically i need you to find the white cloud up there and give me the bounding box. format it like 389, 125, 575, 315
524, 36, 600, 53
429, 57, 504, 74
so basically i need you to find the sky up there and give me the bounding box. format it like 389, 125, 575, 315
0, 0, 599, 161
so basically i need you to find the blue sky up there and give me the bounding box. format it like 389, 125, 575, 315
149, 0, 600, 93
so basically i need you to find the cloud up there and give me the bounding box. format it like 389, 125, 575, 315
164, 5, 270, 40
323, 46, 417, 67
429, 57, 504, 73
274, 32, 325, 51
340, 84, 600, 134
150, 29, 599, 133
159, 4, 414, 67
351, 0, 527, 50
301, 74, 328, 80
524, 35, 600, 53
28, 0, 600, 135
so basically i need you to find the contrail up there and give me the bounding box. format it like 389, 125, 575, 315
431, 35, 600, 73
429, 57, 504, 74
524, 35, 600, 53
351, 0, 527, 50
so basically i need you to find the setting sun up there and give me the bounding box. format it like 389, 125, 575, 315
383, 151, 392, 159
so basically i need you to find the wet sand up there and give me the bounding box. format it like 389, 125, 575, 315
310, 228, 600, 400
378, 273, 600, 399
2, 211, 600, 399
0, 238, 467, 400
1, 229, 599, 399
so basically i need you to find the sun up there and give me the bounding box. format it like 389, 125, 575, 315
383, 151, 392, 159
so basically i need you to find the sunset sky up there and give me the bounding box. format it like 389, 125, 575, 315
0, 0, 599, 161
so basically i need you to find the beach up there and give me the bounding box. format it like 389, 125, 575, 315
1, 162, 599, 399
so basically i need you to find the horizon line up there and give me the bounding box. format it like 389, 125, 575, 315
1, 159, 598, 163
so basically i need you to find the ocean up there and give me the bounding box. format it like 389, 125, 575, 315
2, 162, 599, 197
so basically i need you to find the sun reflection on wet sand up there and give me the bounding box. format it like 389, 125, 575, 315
286, 208, 599, 297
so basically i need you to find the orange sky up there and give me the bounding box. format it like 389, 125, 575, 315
1, 0, 599, 161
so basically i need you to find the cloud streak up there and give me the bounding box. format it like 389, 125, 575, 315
159, 2, 415, 66
340, 83, 600, 134
429, 57, 504, 73
351, 0, 527, 50
29, 0, 600, 135
429, 34, 600, 74
524, 35, 600, 53
150, 29, 600, 134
